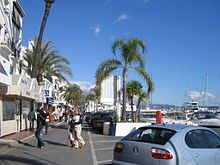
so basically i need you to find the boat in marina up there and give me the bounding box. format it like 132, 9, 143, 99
163, 111, 193, 125
183, 101, 200, 113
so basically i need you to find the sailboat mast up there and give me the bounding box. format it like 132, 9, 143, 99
203, 74, 208, 108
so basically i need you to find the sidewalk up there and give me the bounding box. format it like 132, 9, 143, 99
0, 121, 63, 153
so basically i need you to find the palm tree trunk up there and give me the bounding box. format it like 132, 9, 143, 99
136, 100, 141, 122
131, 97, 134, 122
122, 68, 128, 121
31, 0, 55, 78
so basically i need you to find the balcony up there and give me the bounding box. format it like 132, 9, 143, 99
0, 85, 20, 95
0, 41, 13, 54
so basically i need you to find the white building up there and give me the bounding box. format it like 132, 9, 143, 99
100, 75, 121, 114
0, 0, 24, 86
0, 0, 47, 137
0, 0, 70, 137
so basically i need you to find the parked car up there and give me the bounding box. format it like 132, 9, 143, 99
89, 112, 112, 128
84, 112, 93, 124
112, 124, 220, 165
190, 111, 220, 126
93, 115, 113, 132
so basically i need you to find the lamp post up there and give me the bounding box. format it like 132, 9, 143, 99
31, 0, 55, 79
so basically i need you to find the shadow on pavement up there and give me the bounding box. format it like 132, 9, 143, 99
50, 124, 68, 130
0, 154, 52, 165
17, 140, 36, 148
44, 140, 68, 147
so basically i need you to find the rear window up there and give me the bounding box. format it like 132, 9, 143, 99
123, 127, 176, 145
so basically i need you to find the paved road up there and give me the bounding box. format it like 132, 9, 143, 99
0, 123, 122, 165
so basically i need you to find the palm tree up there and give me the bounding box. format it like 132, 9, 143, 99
60, 84, 85, 108
22, 39, 72, 83
96, 38, 154, 121
32, 0, 55, 78
136, 91, 149, 122
126, 80, 142, 122
89, 87, 100, 111
85, 93, 96, 102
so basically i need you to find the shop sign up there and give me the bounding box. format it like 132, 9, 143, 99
44, 90, 49, 97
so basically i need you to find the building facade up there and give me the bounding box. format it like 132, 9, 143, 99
0, 0, 72, 137
0, 0, 49, 137
100, 75, 121, 113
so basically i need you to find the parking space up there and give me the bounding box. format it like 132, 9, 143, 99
89, 130, 122, 165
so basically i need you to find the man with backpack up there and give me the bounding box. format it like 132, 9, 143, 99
28, 109, 37, 131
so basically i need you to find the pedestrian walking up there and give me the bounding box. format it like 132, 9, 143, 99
72, 108, 85, 149
58, 106, 63, 122
35, 107, 47, 149
28, 109, 37, 131
67, 110, 75, 147
42, 110, 50, 135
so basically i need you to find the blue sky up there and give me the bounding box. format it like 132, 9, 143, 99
19, 0, 220, 106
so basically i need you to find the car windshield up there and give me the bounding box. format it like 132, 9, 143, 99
123, 127, 176, 145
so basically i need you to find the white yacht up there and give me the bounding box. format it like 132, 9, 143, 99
164, 111, 193, 125
183, 101, 200, 113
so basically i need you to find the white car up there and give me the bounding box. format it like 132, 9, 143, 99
112, 124, 220, 165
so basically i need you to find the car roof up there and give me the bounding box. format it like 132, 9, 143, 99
139, 124, 201, 132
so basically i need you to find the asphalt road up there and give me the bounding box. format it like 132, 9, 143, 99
0, 123, 122, 165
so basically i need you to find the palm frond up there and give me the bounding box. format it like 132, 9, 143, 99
133, 67, 154, 94
95, 59, 121, 96
22, 39, 72, 83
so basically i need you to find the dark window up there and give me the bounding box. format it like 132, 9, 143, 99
3, 100, 16, 121
185, 130, 209, 148
204, 130, 220, 148
123, 127, 176, 145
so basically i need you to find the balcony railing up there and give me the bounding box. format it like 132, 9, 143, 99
0, 39, 21, 58
0, 41, 13, 54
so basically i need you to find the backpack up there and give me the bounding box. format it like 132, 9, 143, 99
28, 111, 36, 121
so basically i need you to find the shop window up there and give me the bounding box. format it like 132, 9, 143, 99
3, 100, 16, 121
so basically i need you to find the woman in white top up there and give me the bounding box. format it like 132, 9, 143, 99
73, 109, 85, 149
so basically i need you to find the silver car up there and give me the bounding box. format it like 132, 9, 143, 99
112, 124, 220, 165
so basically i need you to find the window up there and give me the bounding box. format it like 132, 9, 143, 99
125, 129, 142, 141
0, 24, 2, 37
3, 100, 16, 121
204, 130, 220, 148
185, 130, 209, 148
123, 127, 176, 145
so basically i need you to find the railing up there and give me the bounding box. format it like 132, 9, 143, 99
0, 39, 20, 57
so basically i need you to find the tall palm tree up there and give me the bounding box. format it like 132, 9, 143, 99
96, 38, 154, 121
22, 39, 72, 83
136, 91, 149, 122
32, 0, 55, 78
126, 80, 142, 122
60, 84, 85, 108
90, 87, 100, 111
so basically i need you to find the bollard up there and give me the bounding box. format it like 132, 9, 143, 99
156, 111, 163, 124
